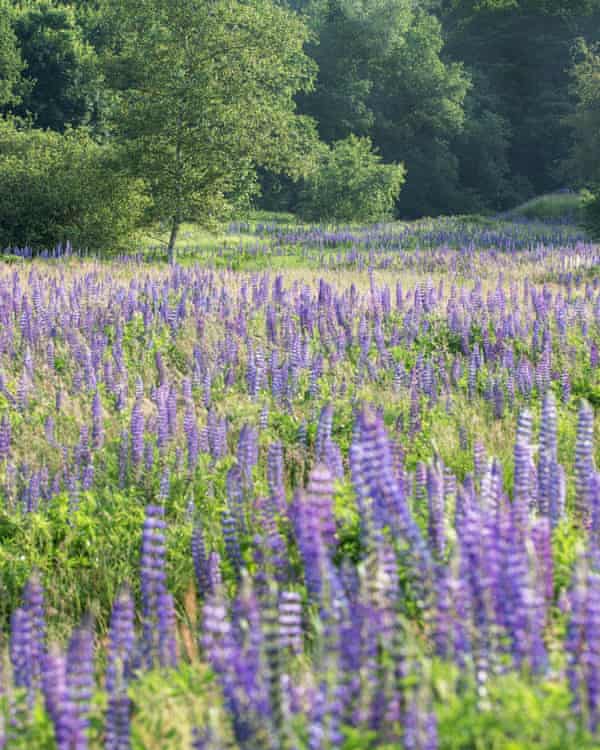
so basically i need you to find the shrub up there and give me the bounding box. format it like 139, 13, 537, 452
0, 118, 148, 253
583, 187, 600, 238
298, 135, 405, 224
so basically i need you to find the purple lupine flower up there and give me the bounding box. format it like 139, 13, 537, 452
254, 495, 289, 587
354, 407, 430, 577
305, 463, 337, 548
267, 442, 285, 515
261, 583, 285, 738
167, 386, 177, 438
293, 492, 330, 601
432, 568, 452, 659
585, 569, 600, 732
259, 403, 270, 430
201, 595, 247, 741
91, 391, 103, 449
140, 504, 169, 668
10, 608, 34, 702
208, 551, 223, 594
566, 559, 600, 731
82, 463, 94, 492
575, 400, 595, 523
156, 387, 169, 453
531, 518, 554, 606
192, 521, 211, 597
404, 694, 438, 750
591, 341, 599, 369
0, 415, 10, 461
591, 473, 600, 541
23, 573, 45, 690
191, 726, 219, 749
298, 420, 308, 448
279, 591, 303, 654
315, 405, 333, 463
513, 437, 531, 530
42, 648, 73, 750
226, 466, 246, 536
66, 621, 94, 749
427, 465, 445, 558
237, 424, 259, 493
157, 591, 178, 669
184, 402, 199, 473
538, 392, 557, 516
473, 441, 486, 483
105, 588, 135, 750
130, 399, 145, 470
221, 510, 242, 578
158, 467, 170, 501
44, 415, 55, 446
325, 439, 345, 480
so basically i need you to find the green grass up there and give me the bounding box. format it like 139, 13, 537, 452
505, 192, 586, 224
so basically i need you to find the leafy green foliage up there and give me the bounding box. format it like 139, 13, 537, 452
11, 1, 105, 131
104, 0, 318, 261
0, 0, 26, 109
566, 40, 600, 189
298, 135, 405, 223
567, 40, 600, 237
370, 9, 470, 217
435, 666, 598, 750
584, 189, 600, 238
292, 0, 470, 217
444, 1, 600, 205
0, 118, 148, 252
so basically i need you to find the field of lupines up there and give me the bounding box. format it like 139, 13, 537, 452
1, 218, 600, 748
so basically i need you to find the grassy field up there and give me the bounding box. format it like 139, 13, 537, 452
503, 191, 587, 224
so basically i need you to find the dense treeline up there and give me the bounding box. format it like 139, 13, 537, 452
283, 0, 600, 217
0, 0, 600, 254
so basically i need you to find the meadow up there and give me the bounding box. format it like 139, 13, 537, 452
1, 216, 600, 749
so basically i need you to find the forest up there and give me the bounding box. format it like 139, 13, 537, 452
1, 0, 600, 258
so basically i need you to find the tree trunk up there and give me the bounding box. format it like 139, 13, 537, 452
168, 108, 184, 265
167, 217, 179, 265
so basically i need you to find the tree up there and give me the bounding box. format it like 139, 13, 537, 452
104, 0, 318, 263
288, 0, 470, 217
449, 72, 517, 213
295, 0, 414, 142
0, 1, 25, 109
0, 118, 148, 252
567, 40, 600, 187
369, 10, 469, 216
12, 2, 105, 132
298, 135, 405, 223
442, 0, 600, 204
567, 40, 600, 236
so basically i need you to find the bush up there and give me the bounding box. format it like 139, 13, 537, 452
583, 188, 600, 238
298, 135, 405, 224
0, 119, 148, 253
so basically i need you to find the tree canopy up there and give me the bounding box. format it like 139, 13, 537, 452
0, 1, 25, 109
104, 0, 318, 261
1, 0, 600, 252
11, 2, 104, 131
